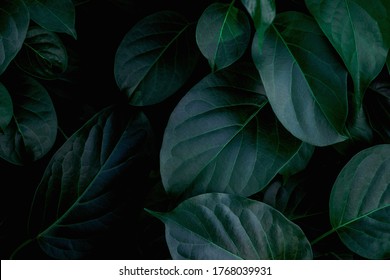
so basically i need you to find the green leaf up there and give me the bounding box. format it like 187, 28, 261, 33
28, 105, 154, 259
330, 144, 390, 259
252, 12, 348, 146
279, 142, 315, 179
114, 11, 198, 106
240, 0, 275, 50
0, 75, 57, 165
0, 0, 29, 75
24, 0, 77, 39
305, 0, 390, 107
147, 193, 313, 259
160, 63, 302, 198
387, 52, 390, 75
196, 2, 251, 72
0, 83, 13, 132
15, 26, 68, 80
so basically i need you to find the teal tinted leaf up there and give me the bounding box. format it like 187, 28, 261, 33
196, 2, 251, 72
387, 52, 390, 75
305, 0, 390, 106
330, 144, 390, 259
147, 193, 313, 259
24, 0, 76, 39
0, 75, 57, 165
114, 11, 198, 106
28, 105, 154, 259
0, 0, 29, 75
240, 0, 275, 50
279, 142, 315, 179
0, 83, 13, 132
160, 63, 302, 198
15, 26, 68, 80
252, 12, 348, 146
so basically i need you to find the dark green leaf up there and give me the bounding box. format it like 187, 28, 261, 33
160, 63, 302, 198
28, 105, 154, 259
279, 142, 314, 179
147, 193, 313, 259
114, 11, 198, 106
15, 26, 68, 80
24, 0, 77, 39
196, 2, 251, 71
330, 144, 390, 259
0, 0, 29, 75
0, 83, 13, 132
0, 75, 57, 165
387, 52, 390, 75
252, 12, 348, 146
305, 0, 390, 107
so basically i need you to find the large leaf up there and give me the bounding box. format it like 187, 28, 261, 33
24, 0, 77, 39
0, 75, 57, 165
305, 0, 390, 108
240, 0, 275, 50
0, 83, 13, 132
28, 105, 154, 259
252, 12, 348, 146
147, 193, 313, 259
15, 26, 68, 80
114, 11, 198, 106
330, 144, 390, 259
196, 2, 251, 72
160, 63, 302, 198
0, 0, 29, 75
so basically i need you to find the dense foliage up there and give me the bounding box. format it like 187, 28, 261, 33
0, 0, 389, 260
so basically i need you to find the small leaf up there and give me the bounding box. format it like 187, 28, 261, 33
0, 0, 30, 75
252, 12, 348, 146
147, 193, 313, 259
279, 142, 315, 179
160, 63, 302, 198
330, 144, 390, 259
196, 2, 251, 71
0, 83, 13, 132
28, 105, 155, 259
114, 11, 198, 106
24, 0, 77, 39
0, 75, 57, 165
15, 26, 68, 80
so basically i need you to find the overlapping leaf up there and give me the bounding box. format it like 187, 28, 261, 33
252, 12, 348, 146
0, 83, 13, 132
28, 105, 154, 259
114, 11, 198, 106
330, 144, 390, 259
147, 193, 313, 259
279, 142, 314, 179
160, 63, 302, 198
196, 2, 251, 71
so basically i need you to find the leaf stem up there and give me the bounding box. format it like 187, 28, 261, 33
310, 228, 337, 246
9, 238, 34, 260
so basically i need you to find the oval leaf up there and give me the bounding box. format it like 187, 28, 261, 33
15, 26, 68, 80
28, 105, 154, 259
305, 0, 390, 106
114, 11, 198, 106
24, 0, 77, 39
147, 193, 313, 259
0, 0, 29, 75
196, 2, 251, 71
330, 144, 390, 259
252, 12, 348, 146
0, 83, 13, 132
0, 75, 57, 165
160, 63, 302, 198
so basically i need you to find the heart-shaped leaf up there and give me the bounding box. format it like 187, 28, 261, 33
24, 0, 77, 39
252, 12, 348, 146
15, 26, 68, 80
0, 83, 13, 132
160, 63, 302, 198
147, 193, 313, 259
305, 0, 390, 107
330, 144, 390, 259
28, 105, 154, 259
114, 10, 198, 106
196, 2, 251, 72
0, 0, 29, 75
0, 75, 57, 165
